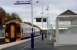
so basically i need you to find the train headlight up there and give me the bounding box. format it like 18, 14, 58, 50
5, 33, 8, 37
3, 25, 6, 27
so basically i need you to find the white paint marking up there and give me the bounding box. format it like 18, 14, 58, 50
0, 36, 40, 49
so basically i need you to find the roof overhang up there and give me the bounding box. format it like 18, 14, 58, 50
6, 20, 21, 24
57, 15, 77, 21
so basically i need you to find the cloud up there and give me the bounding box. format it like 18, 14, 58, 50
0, 0, 77, 29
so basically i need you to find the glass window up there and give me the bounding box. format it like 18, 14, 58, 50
36, 18, 41, 22
43, 18, 46, 22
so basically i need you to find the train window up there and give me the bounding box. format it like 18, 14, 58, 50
16, 26, 20, 33
6, 24, 10, 33
43, 18, 46, 22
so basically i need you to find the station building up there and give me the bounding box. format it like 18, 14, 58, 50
55, 10, 77, 45
56, 10, 77, 34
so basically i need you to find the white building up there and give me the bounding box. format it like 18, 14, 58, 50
33, 17, 48, 30
55, 10, 77, 46
56, 10, 77, 33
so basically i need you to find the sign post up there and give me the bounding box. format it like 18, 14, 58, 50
41, 7, 44, 40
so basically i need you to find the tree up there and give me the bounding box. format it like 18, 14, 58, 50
5, 13, 11, 23
0, 7, 6, 25
11, 13, 22, 21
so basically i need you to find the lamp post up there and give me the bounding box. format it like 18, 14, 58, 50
14, 0, 34, 49
30, 0, 35, 49
46, 6, 49, 39
41, 7, 44, 40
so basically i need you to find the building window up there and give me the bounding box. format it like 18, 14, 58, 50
43, 18, 46, 22
36, 18, 41, 22
36, 18, 47, 22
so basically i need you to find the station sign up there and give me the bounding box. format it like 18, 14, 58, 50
14, 0, 31, 5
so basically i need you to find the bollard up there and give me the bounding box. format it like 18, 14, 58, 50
45, 33, 47, 38
41, 32, 44, 40
31, 32, 34, 49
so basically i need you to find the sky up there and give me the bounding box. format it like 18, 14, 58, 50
0, 0, 77, 29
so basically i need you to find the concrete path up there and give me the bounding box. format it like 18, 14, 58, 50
2, 36, 77, 50
2, 36, 54, 50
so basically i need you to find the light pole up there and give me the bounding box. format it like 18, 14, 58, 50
14, 0, 34, 49
46, 6, 49, 39
47, 17, 48, 38
41, 7, 44, 40
30, 0, 35, 49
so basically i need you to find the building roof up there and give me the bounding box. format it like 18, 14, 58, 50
57, 10, 77, 21
59, 10, 77, 16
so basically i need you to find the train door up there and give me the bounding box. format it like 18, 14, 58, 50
5, 24, 10, 42
16, 24, 21, 41
10, 24, 16, 42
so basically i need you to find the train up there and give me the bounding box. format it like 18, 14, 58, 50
21, 22, 41, 39
5, 20, 41, 42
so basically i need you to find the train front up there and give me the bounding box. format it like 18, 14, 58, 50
5, 20, 21, 43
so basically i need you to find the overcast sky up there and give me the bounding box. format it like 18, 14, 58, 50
0, 0, 77, 28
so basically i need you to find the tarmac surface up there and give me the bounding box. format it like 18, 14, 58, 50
1, 36, 77, 50
0, 38, 5, 45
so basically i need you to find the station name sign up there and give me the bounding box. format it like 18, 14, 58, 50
14, 0, 31, 5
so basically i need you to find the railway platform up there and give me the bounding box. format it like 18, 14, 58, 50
0, 36, 77, 50
0, 36, 54, 50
